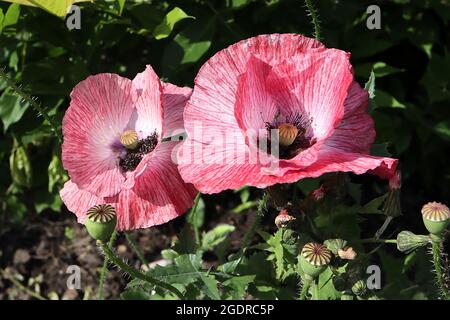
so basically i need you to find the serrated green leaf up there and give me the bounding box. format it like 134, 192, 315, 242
153, 7, 194, 40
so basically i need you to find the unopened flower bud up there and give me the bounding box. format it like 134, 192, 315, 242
85, 204, 117, 242
338, 247, 357, 260
351, 280, 367, 297
396, 230, 429, 253
324, 238, 347, 255
421, 202, 449, 236
275, 209, 296, 229
300, 242, 332, 279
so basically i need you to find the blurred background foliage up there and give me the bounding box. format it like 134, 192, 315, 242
0, 0, 449, 298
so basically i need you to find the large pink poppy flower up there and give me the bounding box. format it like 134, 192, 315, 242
178, 34, 398, 194
60, 66, 197, 230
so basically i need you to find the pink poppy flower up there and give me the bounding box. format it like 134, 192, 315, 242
60, 66, 197, 230
178, 34, 398, 194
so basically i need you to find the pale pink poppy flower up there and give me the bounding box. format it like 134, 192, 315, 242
60, 66, 197, 230
178, 34, 398, 194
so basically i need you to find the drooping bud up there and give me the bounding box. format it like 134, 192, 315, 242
421, 202, 450, 236
278, 123, 298, 147
85, 204, 117, 242
120, 130, 139, 150
396, 230, 429, 254
382, 170, 402, 218
299, 242, 332, 279
338, 247, 357, 260
324, 238, 347, 255
351, 280, 367, 297
275, 209, 296, 229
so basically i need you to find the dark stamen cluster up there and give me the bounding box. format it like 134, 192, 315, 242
264, 112, 315, 160
119, 132, 158, 172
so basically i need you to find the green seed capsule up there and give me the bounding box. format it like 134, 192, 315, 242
299, 242, 332, 279
421, 202, 449, 236
324, 238, 347, 255
85, 204, 117, 242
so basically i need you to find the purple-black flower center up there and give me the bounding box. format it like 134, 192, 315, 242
118, 131, 158, 172
264, 113, 315, 160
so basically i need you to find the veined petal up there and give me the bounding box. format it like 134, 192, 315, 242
62, 73, 135, 197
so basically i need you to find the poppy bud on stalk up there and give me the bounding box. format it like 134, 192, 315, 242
299, 242, 332, 280
396, 230, 429, 253
274, 209, 296, 229
421, 202, 450, 236
85, 204, 117, 242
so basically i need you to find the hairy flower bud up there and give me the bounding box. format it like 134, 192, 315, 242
338, 247, 357, 260
396, 230, 429, 254
274, 209, 296, 229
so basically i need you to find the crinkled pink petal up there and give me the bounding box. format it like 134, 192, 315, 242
132, 65, 164, 138
60, 180, 108, 224
270, 49, 353, 141
235, 56, 277, 131
325, 81, 374, 153
111, 141, 197, 230
162, 82, 192, 138
62, 73, 135, 197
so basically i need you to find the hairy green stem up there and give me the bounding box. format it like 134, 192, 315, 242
299, 279, 311, 300
99, 241, 185, 300
125, 232, 148, 266
241, 191, 269, 250
304, 0, 321, 40
0, 67, 62, 143
431, 240, 450, 300
97, 230, 118, 300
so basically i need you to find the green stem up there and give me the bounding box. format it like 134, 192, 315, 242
304, 0, 321, 40
241, 191, 269, 250
431, 240, 450, 300
99, 241, 185, 300
358, 238, 397, 244
0, 67, 62, 143
312, 280, 320, 300
97, 230, 118, 300
299, 279, 311, 300
189, 193, 202, 245
125, 232, 148, 266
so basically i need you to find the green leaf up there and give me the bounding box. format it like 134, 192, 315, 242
374, 90, 406, 109
434, 121, 450, 141
0, 9, 4, 34
121, 289, 152, 300
223, 275, 255, 299
0, 91, 30, 132
3, 3, 20, 28
364, 70, 376, 99
317, 267, 341, 300
153, 7, 194, 40
1, 0, 91, 18
356, 62, 404, 78
201, 224, 235, 251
